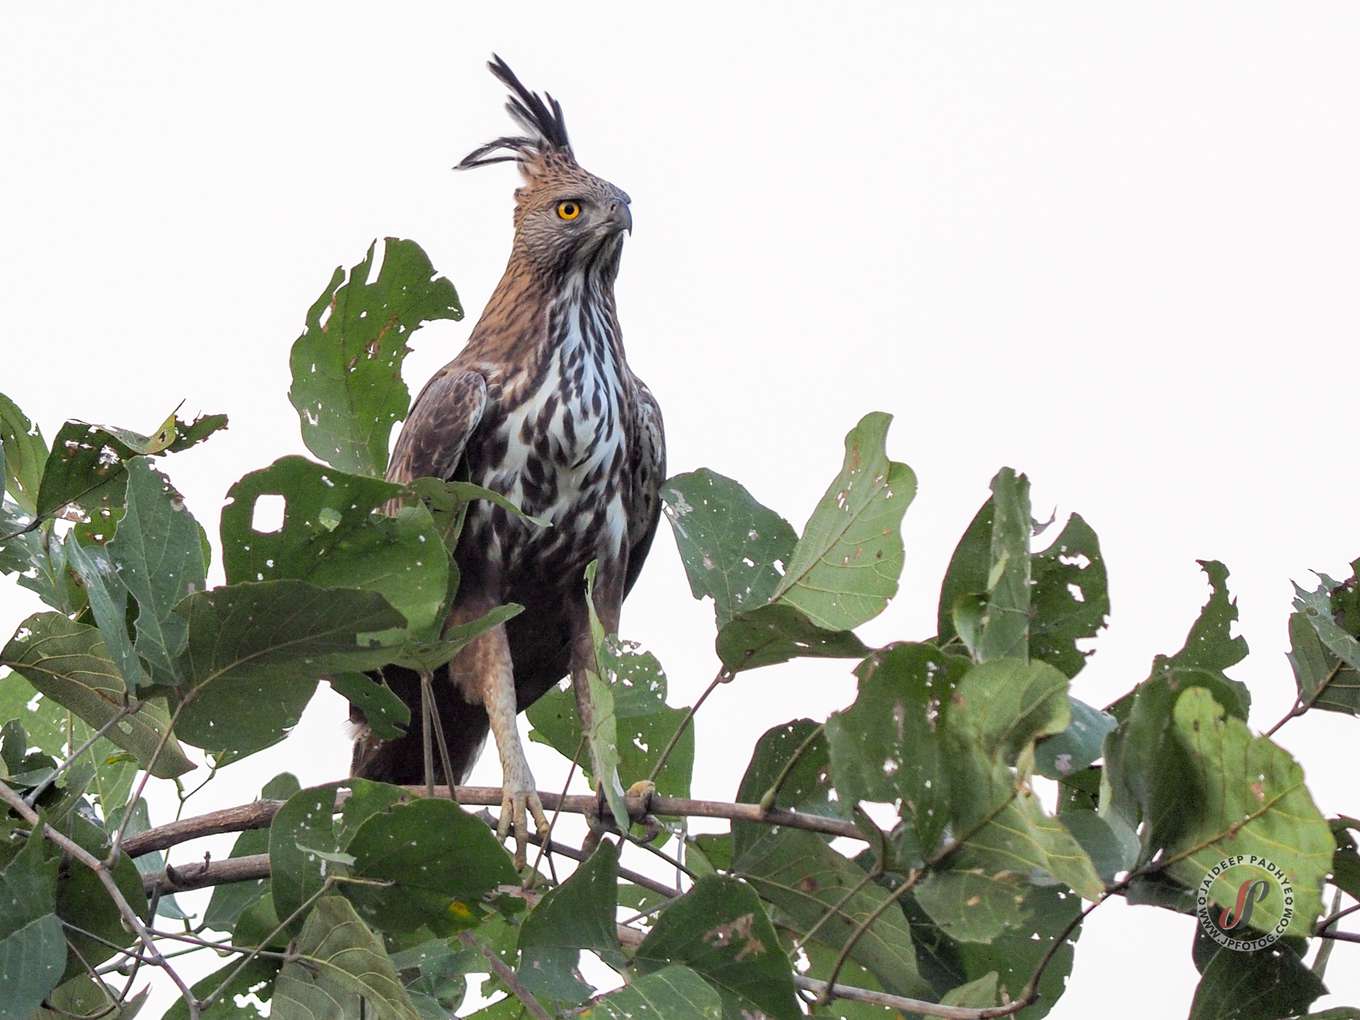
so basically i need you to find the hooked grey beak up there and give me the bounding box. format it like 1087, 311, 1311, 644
609, 200, 633, 235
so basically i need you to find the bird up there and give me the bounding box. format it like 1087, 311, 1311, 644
349, 55, 665, 867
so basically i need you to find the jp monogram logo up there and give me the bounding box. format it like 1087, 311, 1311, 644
1197, 856, 1294, 951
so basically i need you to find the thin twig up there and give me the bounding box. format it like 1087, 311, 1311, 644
1265, 660, 1344, 738
529, 736, 584, 888
458, 931, 552, 1020
0, 778, 200, 1019
647, 667, 729, 784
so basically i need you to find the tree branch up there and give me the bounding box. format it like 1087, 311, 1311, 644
122, 785, 864, 860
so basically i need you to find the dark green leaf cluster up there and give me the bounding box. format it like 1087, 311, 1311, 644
0, 237, 1355, 1019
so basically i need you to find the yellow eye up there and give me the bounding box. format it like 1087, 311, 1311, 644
556, 200, 581, 221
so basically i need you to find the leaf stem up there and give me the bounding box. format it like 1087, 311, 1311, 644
647, 666, 730, 784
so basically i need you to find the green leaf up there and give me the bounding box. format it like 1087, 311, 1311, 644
941, 971, 1000, 1009
1289, 565, 1360, 716
0, 826, 66, 1020
0, 519, 83, 615
344, 797, 518, 933
827, 643, 969, 856
34, 411, 193, 526
659, 469, 797, 627
172, 581, 406, 754
635, 876, 799, 1020
592, 965, 723, 1019
1169, 560, 1250, 674
914, 862, 1036, 943
943, 659, 1105, 899
969, 468, 1032, 662
0, 393, 47, 515
579, 562, 629, 832
273, 895, 420, 1020
382, 604, 523, 673
288, 238, 462, 477
165, 956, 277, 1020
106, 457, 207, 686
221, 456, 448, 638
1033, 697, 1116, 780
413, 478, 551, 529
1188, 932, 1325, 1020
771, 412, 914, 631
716, 604, 869, 674
528, 635, 693, 798
1162, 687, 1333, 935
0, 613, 194, 777
390, 939, 468, 1020
269, 779, 403, 933
733, 719, 850, 863
1028, 513, 1109, 677
204, 772, 301, 932
517, 841, 620, 1007
34, 975, 148, 1020
737, 828, 931, 999
64, 538, 148, 690
330, 673, 410, 741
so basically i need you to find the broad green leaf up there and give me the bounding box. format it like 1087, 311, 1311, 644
273, 895, 420, 1020
941, 971, 1000, 1008
592, 965, 723, 1019
936, 496, 993, 649
288, 238, 462, 477
1033, 696, 1116, 780
1029, 513, 1109, 677
772, 412, 914, 631
660, 469, 797, 627
914, 861, 1036, 943
1289, 565, 1360, 716
517, 841, 620, 1007
949, 884, 1083, 1020
1163, 687, 1333, 935
733, 719, 850, 863
827, 643, 969, 856
65, 538, 148, 690
204, 772, 301, 932
0, 520, 83, 615
1188, 932, 1325, 1020
34, 411, 212, 527
970, 468, 1032, 662
0, 394, 47, 515
344, 797, 518, 933
389, 939, 469, 1020
0, 826, 66, 1020
942, 660, 1105, 899
414, 478, 551, 528
165, 956, 277, 1020
716, 604, 868, 674
330, 672, 410, 741
635, 876, 799, 1020
269, 779, 403, 933
1169, 560, 1250, 674
737, 828, 931, 999
221, 456, 448, 638
34, 975, 148, 1020
107, 457, 207, 686
528, 635, 693, 798
0, 613, 194, 776
172, 581, 406, 754
382, 603, 523, 673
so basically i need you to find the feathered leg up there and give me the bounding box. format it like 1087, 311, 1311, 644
458, 618, 549, 868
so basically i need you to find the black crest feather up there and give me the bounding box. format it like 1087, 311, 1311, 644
457, 55, 573, 170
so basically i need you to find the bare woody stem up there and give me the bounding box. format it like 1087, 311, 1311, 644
458, 931, 552, 1020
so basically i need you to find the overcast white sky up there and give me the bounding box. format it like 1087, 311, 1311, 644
4, 3, 1360, 1016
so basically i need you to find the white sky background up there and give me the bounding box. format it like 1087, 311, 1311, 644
3, 2, 1360, 1016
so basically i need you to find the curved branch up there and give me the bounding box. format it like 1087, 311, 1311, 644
122, 785, 864, 859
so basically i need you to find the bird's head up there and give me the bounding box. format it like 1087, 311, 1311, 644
458, 55, 632, 277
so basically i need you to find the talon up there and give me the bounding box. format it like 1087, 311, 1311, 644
625, 779, 656, 822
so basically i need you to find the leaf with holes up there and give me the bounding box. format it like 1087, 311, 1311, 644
1029, 513, 1109, 677
1289, 563, 1360, 717
516, 841, 620, 1007
660, 469, 797, 628
1162, 687, 1333, 935
635, 876, 798, 1020
913, 858, 1036, 943
172, 581, 406, 754
592, 965, 722, 1019
771, 412, 914, 631
0, 613, 193, 776
288, 238, 463, 478
528, 634, 692, 798
715, 604, 868, 675
736, 828, 931, 999
221, 456, 448, 638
